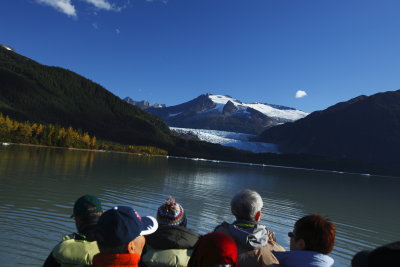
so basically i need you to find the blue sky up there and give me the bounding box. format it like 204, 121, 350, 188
1, 0, 400, 112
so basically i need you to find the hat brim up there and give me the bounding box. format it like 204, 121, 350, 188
140, 216, 158, 236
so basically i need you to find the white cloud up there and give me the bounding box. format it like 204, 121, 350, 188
82, 0, 123, 11
35, 0, 130, 18
92, 22, 99, 29
116, 28, 121, 34
295, 90, 307, 98
36, 0, 77, 17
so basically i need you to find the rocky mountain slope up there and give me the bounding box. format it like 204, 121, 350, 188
126, 94, 308, 134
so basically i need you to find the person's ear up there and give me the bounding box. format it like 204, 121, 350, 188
297, 238, 306, 250
128, 236, 146, 255
255, 211, 261, 222
127, 241, 135, 253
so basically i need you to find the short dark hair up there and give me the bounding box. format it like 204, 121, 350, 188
294, 214, 336, 254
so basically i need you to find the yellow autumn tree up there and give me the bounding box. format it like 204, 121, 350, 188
82, 133, 91, 147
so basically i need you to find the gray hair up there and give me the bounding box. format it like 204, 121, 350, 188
230, 189, 263, 221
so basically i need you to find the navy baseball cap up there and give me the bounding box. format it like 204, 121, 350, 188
96, 206, 158, 247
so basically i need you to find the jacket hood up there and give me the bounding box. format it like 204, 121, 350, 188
273, 251, 334, 267
224, 220, 269, 249
188, 232, 238, 267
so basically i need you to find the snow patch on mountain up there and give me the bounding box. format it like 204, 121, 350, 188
171, 127, 279, 153
209, 94, 308, 120
168, 112, 182, 117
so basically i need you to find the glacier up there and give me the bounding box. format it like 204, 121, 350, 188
171, 127, 279, 153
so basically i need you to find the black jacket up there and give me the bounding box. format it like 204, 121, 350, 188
146, 225, 200, 250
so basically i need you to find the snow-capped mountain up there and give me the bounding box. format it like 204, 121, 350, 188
123, 97, 166, 109
126, 93, 308, 134
207, 94, 307, 121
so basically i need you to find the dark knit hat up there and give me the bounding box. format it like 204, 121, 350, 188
71, 194, 102, 218
157, 197, 187, 227
351, 241, 400, 267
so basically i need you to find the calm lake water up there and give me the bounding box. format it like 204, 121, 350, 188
1, 144, 399, 266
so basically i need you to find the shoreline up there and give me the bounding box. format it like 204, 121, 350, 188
2, 142, 398, 179
0, 142, 160, 157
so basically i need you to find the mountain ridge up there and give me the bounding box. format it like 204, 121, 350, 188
257, 90, 400, 171
125, 93, 308, 134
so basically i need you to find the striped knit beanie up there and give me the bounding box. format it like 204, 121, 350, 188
157, 197, 187, 227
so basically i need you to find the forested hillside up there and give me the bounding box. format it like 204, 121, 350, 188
258, 90, 400, 172
0, 47, 173, 148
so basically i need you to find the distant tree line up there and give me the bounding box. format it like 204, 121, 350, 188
0, 113, 168, 156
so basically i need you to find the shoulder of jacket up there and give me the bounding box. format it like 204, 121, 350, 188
52, 239, 99, 265
237, 244, 281, 267
142, 246, 192, 267
214, 221, 231, 232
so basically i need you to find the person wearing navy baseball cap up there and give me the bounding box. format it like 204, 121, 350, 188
92, 206, 158, 267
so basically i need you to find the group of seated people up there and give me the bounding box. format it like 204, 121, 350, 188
42, 189, 399, 267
